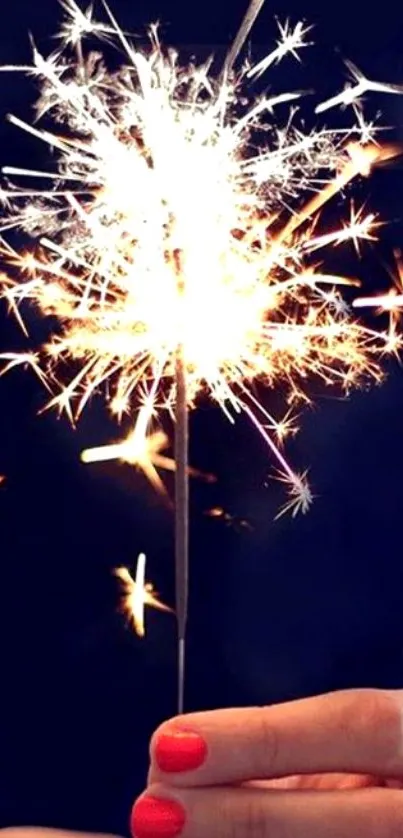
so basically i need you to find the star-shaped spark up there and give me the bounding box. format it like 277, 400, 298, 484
248, 20, 312, 79
115, 552, 172, 637
58, 0, 116, 46
81, 406, 215, 500
316, 58, 403, 115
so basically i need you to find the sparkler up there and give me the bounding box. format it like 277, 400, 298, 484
0, 0, 402, 709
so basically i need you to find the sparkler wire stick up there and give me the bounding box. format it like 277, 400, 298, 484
223, 0, 266, 75
174, 0, 267, 714
175, 0, 266, 712
174, 346, 189, 715
174, 250, 189, 715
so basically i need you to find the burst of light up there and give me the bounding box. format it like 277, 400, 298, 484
0, 475, 6, 485
0, 0, 401, 516
115, 552, 172, 637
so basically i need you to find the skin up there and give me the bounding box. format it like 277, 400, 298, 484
143, 689, 403, 838
4, 689, 403, 838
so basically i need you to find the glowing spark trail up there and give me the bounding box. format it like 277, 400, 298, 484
115, 553, 172, 638
0, 0, 402, 708
316, 59, 403, 114
81, 410, 215, 501
353, 250, 403, 357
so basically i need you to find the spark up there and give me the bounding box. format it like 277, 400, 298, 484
0, 475, 6, 485
354, 249, 403, 312
274, 468, 314, 518
302, 203, 380, 256
270, 408, 300, 444
205, 506, 253, 531
316, 58, 403, 114
81, 408, 215, 499
58, 0, 116, 46
115, 552, 172, 637
353, 250, 403, 358
354, 290, 403, 310
248, 20, 312, 80
82, 425, 173, 498
0, 0, 401, 516
0, 351, 50, 388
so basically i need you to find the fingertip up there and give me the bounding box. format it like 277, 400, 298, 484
131, 785, 186, 838
152, 728, 208, 775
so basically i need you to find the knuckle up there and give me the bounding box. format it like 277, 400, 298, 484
221, 792, 270, 838
241, 798, 270, 838
337, 689, 399, 767
250, 708, 279, 776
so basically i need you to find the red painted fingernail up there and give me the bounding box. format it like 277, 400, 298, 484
155, 730, 207, 773
131, 795, 186, 838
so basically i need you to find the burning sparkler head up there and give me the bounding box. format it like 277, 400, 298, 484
0, 0, 401, 514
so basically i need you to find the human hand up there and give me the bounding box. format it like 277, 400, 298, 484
131, 689, 403, 838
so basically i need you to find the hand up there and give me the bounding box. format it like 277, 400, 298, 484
131, 689, 403, 838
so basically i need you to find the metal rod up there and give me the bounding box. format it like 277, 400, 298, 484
174, 346, 189, 715
223, 0, 267, 77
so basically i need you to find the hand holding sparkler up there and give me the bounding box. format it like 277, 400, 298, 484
132, 689, 403, 838
2, 691, 403, 838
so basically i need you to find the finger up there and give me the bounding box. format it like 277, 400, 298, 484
132, 783, 403, 838
148, 688, 403, 786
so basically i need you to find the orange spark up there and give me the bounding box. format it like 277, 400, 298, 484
81, 408, 215, 498
115, 553, 172, 637
205, 507, 252, 531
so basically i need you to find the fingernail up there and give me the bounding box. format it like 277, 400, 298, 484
155, 730, 207, 773
131, 795, 186, 838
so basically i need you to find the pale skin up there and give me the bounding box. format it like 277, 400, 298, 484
5, 689, 403, 838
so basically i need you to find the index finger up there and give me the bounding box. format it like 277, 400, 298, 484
149, 689, 403, 786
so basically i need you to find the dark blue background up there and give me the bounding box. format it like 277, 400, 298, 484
1, 0, 403, 833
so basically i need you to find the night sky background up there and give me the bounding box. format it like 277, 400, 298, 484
2, 0, 403, 834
